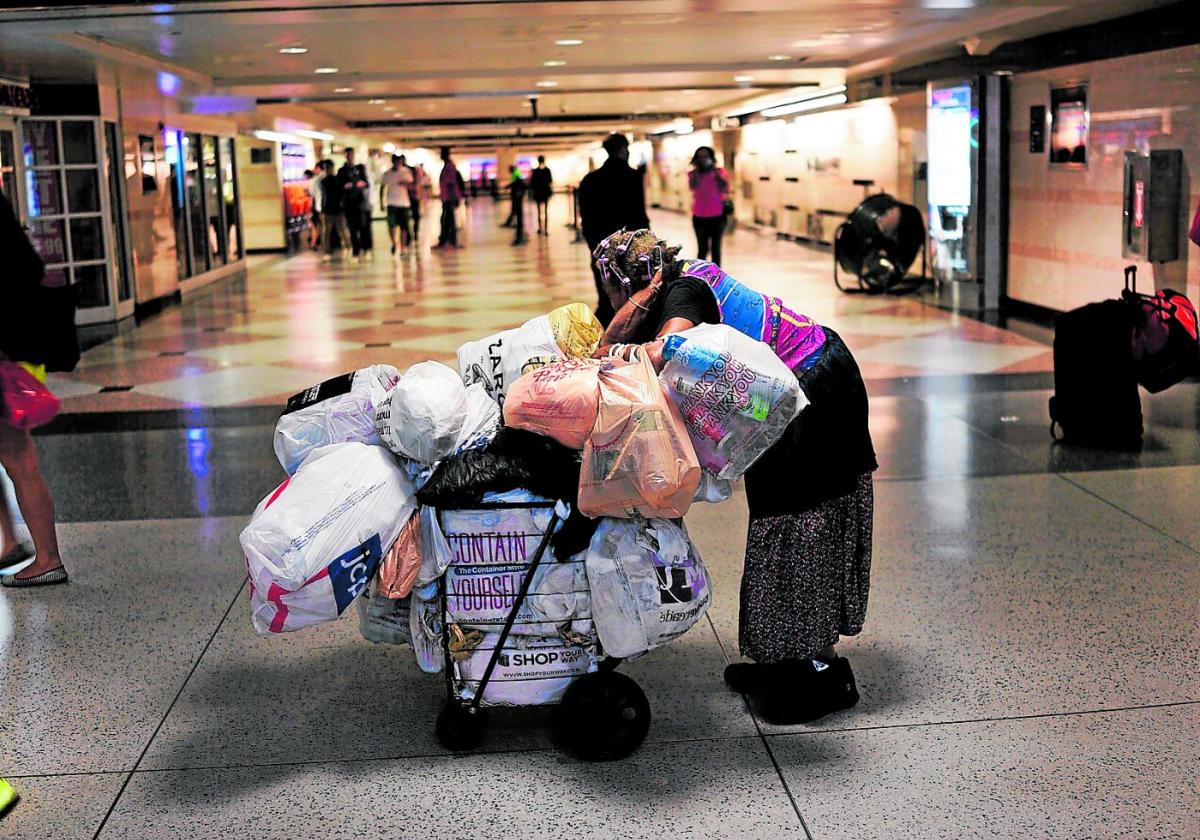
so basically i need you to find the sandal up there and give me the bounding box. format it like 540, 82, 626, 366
1, 566, 68, 588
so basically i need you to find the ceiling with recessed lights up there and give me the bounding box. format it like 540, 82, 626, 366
0, 0, 1173, 148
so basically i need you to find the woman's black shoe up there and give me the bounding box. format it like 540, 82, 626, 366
755, 657, 859, 725
724, 659, 810, 696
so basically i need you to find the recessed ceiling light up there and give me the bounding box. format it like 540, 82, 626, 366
544, 59, 566, 67
767, 54, 791, 61
682, 88, 698, 94
555, 38, 583, 46
368, 98, 386, 104
734, 75, 755, 82
383, 106, 397, 112
334, 87, 353, 93
314, 67, 338, 74
278, 46, 308, 55
536, 80, 559, 87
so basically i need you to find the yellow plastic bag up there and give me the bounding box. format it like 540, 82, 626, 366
548, 302, 603, 359
578, 351, 701, 519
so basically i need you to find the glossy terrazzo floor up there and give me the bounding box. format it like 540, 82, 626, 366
3, 198, 1198, 839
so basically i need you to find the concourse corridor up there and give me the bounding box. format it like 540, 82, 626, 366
3, 198, 1199, 839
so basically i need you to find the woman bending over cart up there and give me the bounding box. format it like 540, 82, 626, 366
591, 228, 876, 724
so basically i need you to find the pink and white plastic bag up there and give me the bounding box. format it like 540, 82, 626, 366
241, 442, 417, 634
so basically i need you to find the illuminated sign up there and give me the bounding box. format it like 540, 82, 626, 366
927, 84, 973, 208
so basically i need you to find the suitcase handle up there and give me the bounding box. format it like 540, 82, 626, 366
1124, 265, 1137, 294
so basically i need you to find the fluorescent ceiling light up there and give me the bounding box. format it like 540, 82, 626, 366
368, 98, 385, 105
767, 54, 791, 61
334, 87, 353, 93
314, 67, 338, 74
536, 80, 558, 88
726, 84, 847, 118
382, 141, 396, 153
555, 39, 583, 46
762, 92, 847, 117
544, 59, 566, 67
253, 129, 302, 144
734, 75, 755, 82
295, 129, 334, 141
278, 46, 308, 55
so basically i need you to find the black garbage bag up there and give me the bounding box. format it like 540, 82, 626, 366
417, 426, 600, 559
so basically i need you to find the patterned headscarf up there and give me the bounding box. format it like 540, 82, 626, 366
591, 228, 683, 294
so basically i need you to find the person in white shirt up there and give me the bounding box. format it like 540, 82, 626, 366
378, 154, 415, 257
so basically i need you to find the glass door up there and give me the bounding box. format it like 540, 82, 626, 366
104, 120, 134, 308
184, 132, 208, 274
202, 135, 225, 266
0, 118, 21, 215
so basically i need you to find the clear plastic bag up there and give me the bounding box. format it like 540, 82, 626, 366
357, 583, 413, 646
273, 364, 399, 475
584, 517, 711, 658
578, 352, 700, 519
659, 324, 807, 479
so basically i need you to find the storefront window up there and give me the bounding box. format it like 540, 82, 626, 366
185, 132, 208, 274
21, 118, 109, 308
202, 135, 225, 265
220, 136, 241, 261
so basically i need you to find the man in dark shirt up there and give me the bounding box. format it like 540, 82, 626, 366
577, 133, 650, 326
530, 155, 553, 236
508, 165, 528, 246
320, 160, 352, 262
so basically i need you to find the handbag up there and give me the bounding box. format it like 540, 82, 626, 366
0, 361, 61, 429
1122, 265, 1200, 393
722, 197, 735, 217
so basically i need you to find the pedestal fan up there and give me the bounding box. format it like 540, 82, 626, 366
833, 193, 927, 295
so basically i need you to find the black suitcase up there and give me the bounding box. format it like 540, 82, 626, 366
1049, 298, 1143, 450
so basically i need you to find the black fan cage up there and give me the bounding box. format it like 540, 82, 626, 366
835, 194, 926, 290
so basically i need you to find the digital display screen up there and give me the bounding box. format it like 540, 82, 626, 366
927, 84, 973, 208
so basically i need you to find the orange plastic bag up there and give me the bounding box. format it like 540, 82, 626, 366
502, 357, 607, 449
377, 513, 422, 599
578, 351, 701, 519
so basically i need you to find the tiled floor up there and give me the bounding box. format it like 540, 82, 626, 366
2, 198, 1198, 839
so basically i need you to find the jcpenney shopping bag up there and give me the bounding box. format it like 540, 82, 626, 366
241, 442, 417, 634
578, 353, 700, 518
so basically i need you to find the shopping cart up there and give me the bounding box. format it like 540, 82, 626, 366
432, 497, 651, 760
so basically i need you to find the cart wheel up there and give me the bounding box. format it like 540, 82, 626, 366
435, 702, 487, 752
558, 671, 651, 761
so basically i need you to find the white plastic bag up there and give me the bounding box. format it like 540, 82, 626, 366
273, 365, 400, 474
454, 633, 597, 706
694, 471, 733, 503
659, 323, 807, 479
453, 383, 501, 454
357, 584, 413, 646
375, 361, 468, 465
440, 492, 590, 635
584, 517, 711, 658
457, 303, 602, 406
241, 442, 417, 634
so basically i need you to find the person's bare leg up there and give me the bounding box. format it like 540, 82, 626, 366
0, 424, 64, 577
0, 492, 18, 556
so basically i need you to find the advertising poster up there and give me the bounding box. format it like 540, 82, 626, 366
1050, 84, 1089, 167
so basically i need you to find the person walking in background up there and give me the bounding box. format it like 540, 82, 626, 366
306, 167, 324, 251
688, 145, 731, 266
509, 164, 528, 246
577, 133, 650, 325
400, 155, 422, 245
531, 155, 553, 235
354, 162, 375, 261
379, 154, 414, 258
0, 192, 69, 588
320, 159, 352, 262
338, 149, 370, 262
435, 146, 464, 250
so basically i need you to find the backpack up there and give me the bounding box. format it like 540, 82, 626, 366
1049, 298, 1143, 450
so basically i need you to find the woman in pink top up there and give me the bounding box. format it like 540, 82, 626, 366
687, 146, 731, 266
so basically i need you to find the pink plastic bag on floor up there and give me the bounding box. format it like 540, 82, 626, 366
502, 357, 607, 449
0, 362, 60, 430
578, 352, 700, 519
